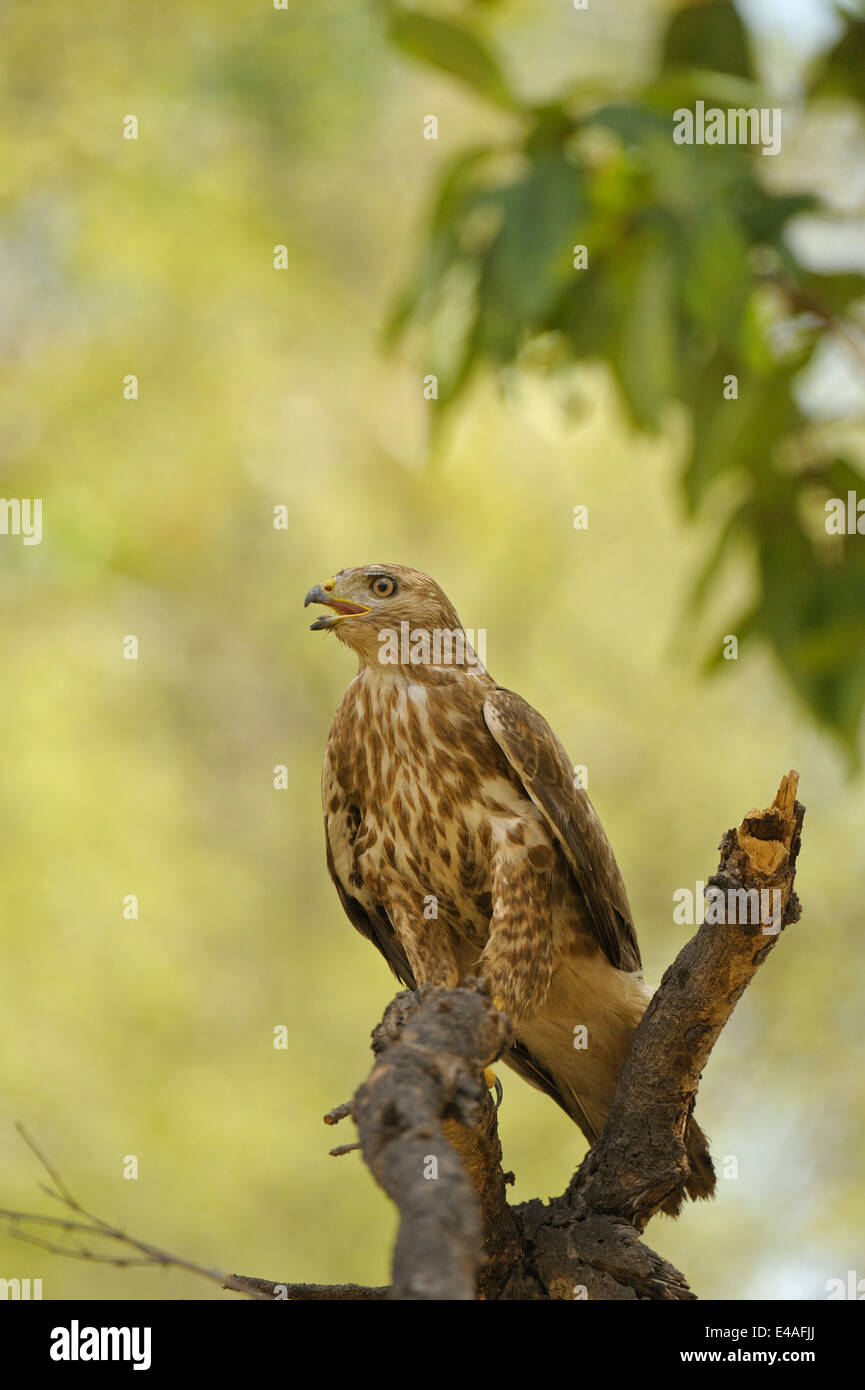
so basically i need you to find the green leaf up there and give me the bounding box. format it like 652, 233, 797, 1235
680, 207, 751, 344
550, 263, 625, 363
645, 68, 767, 114
797, 270, 865, 317
689, 496, 750, 617
660, 0, 753, 79
585, 102, 670, 146
809, 18, 865, 102
474, 150, 587, 358
753, 520, 865, 756
682, 365, 802, 512
821, 456, 865, 496
735, 185, 815, 246
384, 146, 496, 346
609, 223, 679, 432
387, 10, 514, 107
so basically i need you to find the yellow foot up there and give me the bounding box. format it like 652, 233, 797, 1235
483, 1066, 504, 1111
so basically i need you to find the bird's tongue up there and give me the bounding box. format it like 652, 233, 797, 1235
326, 599, 368, 615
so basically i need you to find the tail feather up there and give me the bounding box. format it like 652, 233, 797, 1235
661, 1116, 716, 1217
685, 1116, 716, 1203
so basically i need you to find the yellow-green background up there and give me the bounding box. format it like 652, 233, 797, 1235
1, 0, 862, 1300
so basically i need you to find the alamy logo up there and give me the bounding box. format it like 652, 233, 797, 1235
0, 1277, 42, 1299
378, 622, 486, 668
825, 1271, 865, 1300
50, 1321, 152, 1371
0, 497, 42, 545
673, 881, 783, 934
825, 492, 865, 534
673, 102, 781, 156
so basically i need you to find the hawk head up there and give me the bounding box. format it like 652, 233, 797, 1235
304, 564, 467, 669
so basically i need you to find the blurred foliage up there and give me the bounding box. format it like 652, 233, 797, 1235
383, 0, 865, 760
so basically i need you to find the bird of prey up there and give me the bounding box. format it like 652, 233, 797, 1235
305, 563, 714, 1210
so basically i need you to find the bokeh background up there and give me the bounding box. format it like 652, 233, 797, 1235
1, 0, 863, 1300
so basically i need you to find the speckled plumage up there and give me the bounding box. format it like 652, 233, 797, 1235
307, 564, 714, 1203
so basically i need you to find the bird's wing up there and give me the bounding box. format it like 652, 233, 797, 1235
324, 825, 417, 990
483, 687, 642, 974
502, 1039, 598, 1139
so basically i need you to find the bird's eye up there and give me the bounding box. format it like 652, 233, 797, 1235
370, 575, 396, 598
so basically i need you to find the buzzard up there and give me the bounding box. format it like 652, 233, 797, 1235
306, 564, 714, 1210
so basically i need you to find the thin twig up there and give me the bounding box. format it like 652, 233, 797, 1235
2, 1126, 263, 1297
323, 1102, 353, 1126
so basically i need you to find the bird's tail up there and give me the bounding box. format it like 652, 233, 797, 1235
660, 1116, 716, 1217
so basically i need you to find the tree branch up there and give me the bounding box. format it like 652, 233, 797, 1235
0, 773, 804, 1301
342, 771, 805, 1299
514, 770, 805, 1298
350, 983, 514, 1299
573, 770, 803, 1227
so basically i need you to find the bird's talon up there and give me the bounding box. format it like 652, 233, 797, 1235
483, 1067, 504, 1110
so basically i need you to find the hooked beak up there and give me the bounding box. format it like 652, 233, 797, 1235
304, 579, 371, 631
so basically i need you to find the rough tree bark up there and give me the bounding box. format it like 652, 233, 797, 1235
241, 771, 804, 1302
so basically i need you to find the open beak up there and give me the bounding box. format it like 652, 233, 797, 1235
304, 580, 371, 631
